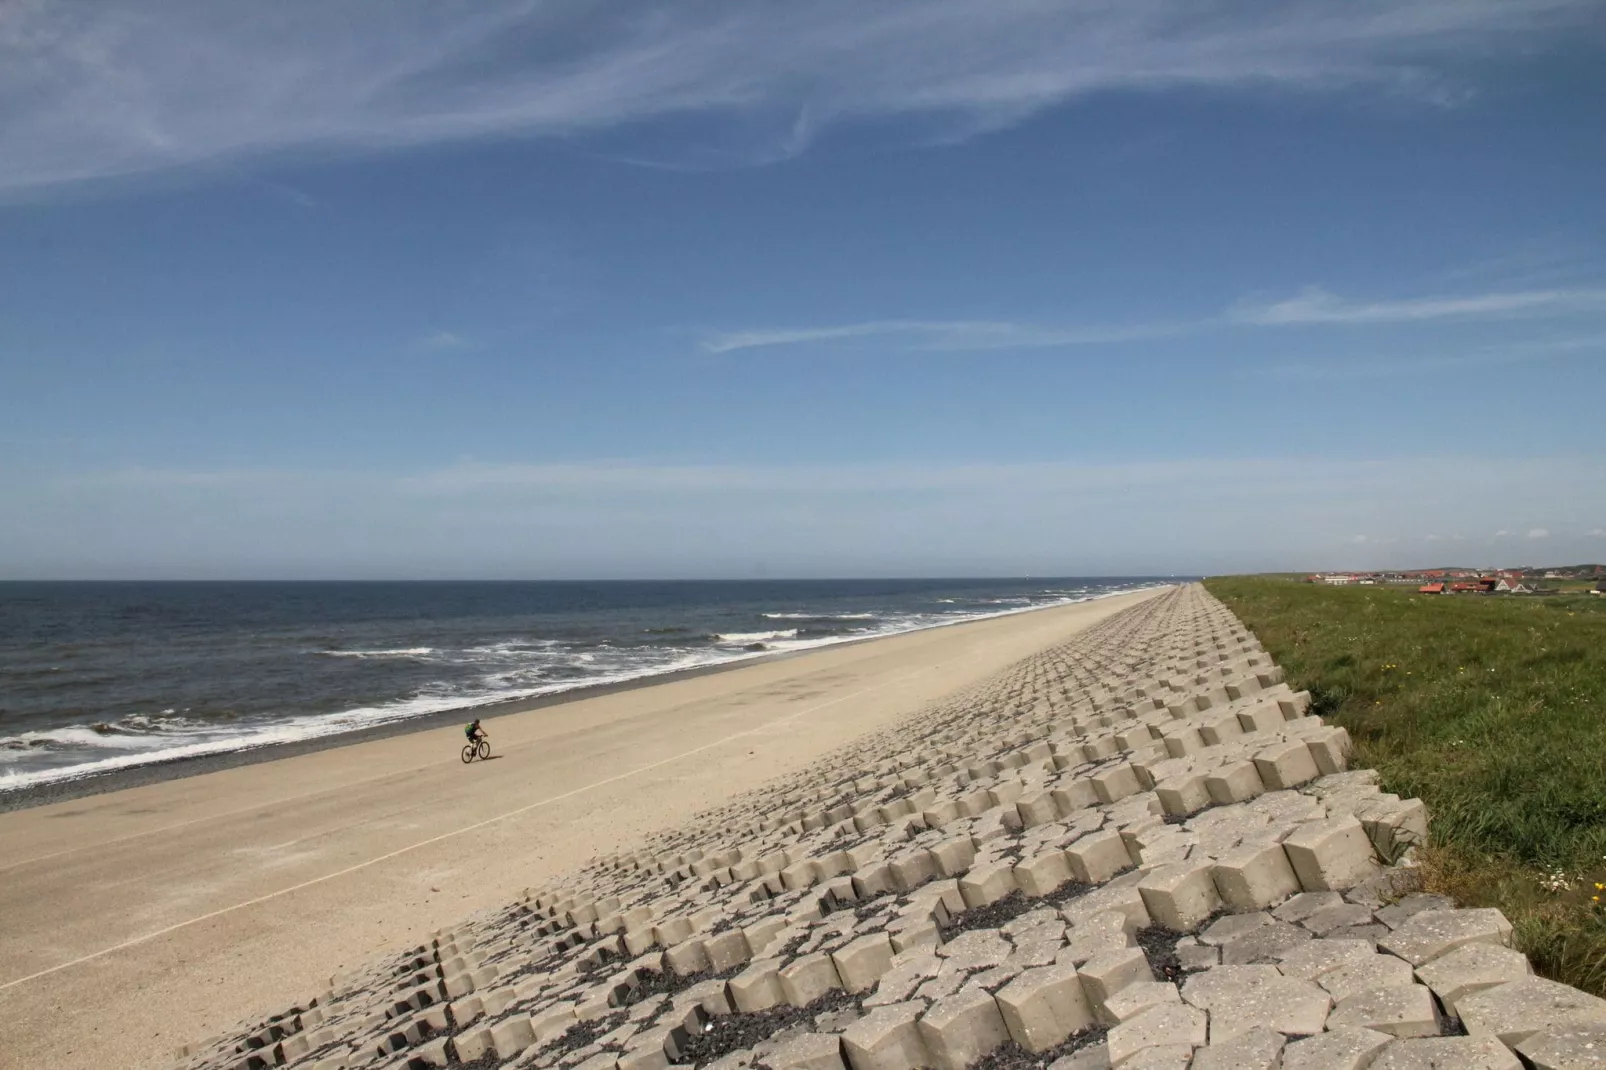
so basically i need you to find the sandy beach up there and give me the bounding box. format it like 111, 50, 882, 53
0, 588, 1161, 1070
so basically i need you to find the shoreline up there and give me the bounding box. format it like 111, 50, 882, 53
0, 587, 1163, 1070
0, 584, 1173, 813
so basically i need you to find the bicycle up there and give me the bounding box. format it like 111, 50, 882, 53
461, 736, 492, 764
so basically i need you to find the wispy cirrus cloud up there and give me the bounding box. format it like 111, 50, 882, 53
701, 319, 1186, 354
417, 330, 472, 350
1230, 285, 1606, 326
702, 283, 1606, 355
2, 0, 1599, 197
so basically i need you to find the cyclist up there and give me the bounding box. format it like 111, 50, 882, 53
464, 718, 486, 747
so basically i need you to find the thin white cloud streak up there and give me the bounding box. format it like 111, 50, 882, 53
1232, 285, 1606, 325
702, 286, 1606, 355
1, 0, 1599, 196
701, 320, 1186, 354
418, 330, 471, 350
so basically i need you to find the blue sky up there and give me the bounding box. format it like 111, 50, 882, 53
2, 1, 1604, 579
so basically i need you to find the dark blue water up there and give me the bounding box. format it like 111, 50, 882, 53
0, 578, 1169, 789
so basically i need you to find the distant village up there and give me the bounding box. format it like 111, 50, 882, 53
1307, 564, 1606, 596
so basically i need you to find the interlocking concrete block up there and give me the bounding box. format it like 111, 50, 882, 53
1078, 947, 1156, 1024
1091, 764, 1142, 805
937, 930, 1010, 973
959, 860, 1018, 909
866, 950, 941, 1009
705, 930, 751, 973
1304, 727, 1351, 776
1181, 964, 1332, 1044
890, 851, 939, 894
1189, 1026, 1286, 1070
576, 1051, 624, 1070
833, 932, 896, 994
854, 863, 896, 900
1161, 729, 1206, 758
1378, 908, 1513, 967
1199, 912, 1272, 947
918, 873, 963, 918
1060, 910, 1134, 967
1326, 984, 1440, 1038
1018, 793, 1060, 828
450, 1027, 494, 1062
1358, 797, 1429, 859
1177, 940, 1219, 972
1281, 1026, 1394, 1070
730, 958, 786, 1013
1052, 780, 1100, 813
1067, 832, 1134, 885
1120, 1044, 1195, 1069
619, 1029, 673, 1070
918, 987, 1012, 1070
1253, 742, 1321, 791
989, 780, 1026, 809
768, 1031, 849, 1070
489, 1015, 537, 1060
1063, 881, 1152, 933
1137, 860, 1222, 933
784, 860, 820, 891
1218, 919, 1311, 966
1300, 902, 1377, 937
842, 1001, 934, 1070
1236, 703, 1282, 734
930, 837, 978, 879
1458, 976, 1606, 1048
532, 1002, 580, 1040
779, 952, 845, 1007
1106, 1004, 1208, 1067
1198, 714, 1245, 746
743, 916, 787, 958
1316, 955, 1416, 1002
624, 926, 658, 956
1369, 1036, 1523, 1070
1413, 942, 1532, 1017
1014, 849, 1072, 898
1102, 982, 1181, 1024
995, 963, 1094, 1052
654, 918, 693, 947
665, 938, 711, 976
1210, 840, 1301, 912
1517, 1022, 1606, 1070
1282, 816, 1382, 892
1273, 891, 1347, 925
1154, 775, 1210, 818
888, 914, 939, 955
1205, 762, 1265, 805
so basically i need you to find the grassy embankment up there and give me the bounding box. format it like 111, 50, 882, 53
1204, 577, 1606, 994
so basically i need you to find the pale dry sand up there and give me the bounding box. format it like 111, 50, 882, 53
0, 589, 1161, 1070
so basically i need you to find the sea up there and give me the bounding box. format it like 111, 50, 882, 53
0, 577, 1172, 792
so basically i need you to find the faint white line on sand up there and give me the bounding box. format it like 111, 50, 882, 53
0, 668, 926, 992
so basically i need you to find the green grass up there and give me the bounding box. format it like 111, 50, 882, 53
1205, 576, 1606, 994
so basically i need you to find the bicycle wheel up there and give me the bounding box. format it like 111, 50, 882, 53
461, 743, 476, 764
477, 739, 492, 761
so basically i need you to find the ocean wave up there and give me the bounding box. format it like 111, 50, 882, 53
714, 630, 799, 644
318, 647, 435, 659
761, 612, 877, 620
